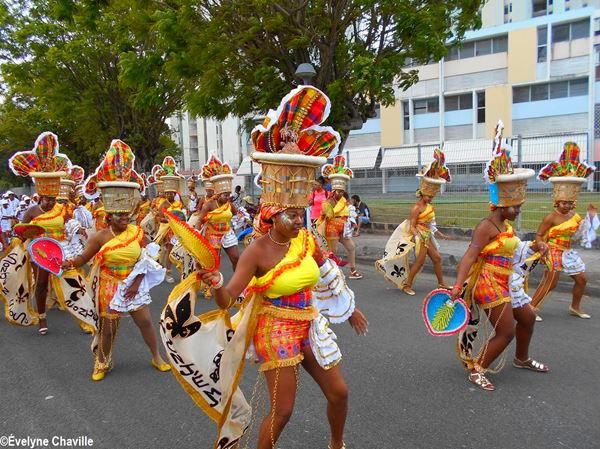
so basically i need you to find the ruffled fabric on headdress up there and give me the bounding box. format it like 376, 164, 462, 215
65, 165, 85, 184
322, 155, 353, 179
83, 139, 145, 200
161, 156, 181, 176
9, 131, 71, 177
421, 148, 451, 182
250, 86, 341, 231
251, 85, 341, 157
484, 120, 513, 184
148, 164, 166, 184
538, 142, 595, 181
201, 154, 232, 180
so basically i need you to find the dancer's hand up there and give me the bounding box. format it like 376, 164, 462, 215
349, 308, 369, 336
532, 241, 548, 256
124, 277, 143, 301
450, 284, 462, 300
198, 269, 221, 287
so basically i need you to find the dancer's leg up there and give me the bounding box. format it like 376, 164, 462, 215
301, 348, 348, 449
130, 306, 166, 365
256, 367, 298, 449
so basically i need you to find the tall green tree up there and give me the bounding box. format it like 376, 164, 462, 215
0, 0, 185, 178
148, 0, 483, 146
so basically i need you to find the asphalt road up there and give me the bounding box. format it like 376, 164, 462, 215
1, 261, 599, 449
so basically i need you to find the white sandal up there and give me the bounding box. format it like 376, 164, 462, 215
468, 370, 494, 391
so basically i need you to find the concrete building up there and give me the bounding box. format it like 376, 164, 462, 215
379, 0, 600, 163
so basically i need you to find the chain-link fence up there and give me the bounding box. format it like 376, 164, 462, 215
347, 131, 599, 232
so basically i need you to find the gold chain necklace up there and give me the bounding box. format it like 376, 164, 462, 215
268, 230, 290, 246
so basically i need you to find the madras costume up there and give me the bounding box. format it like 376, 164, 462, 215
2, 131, 97, 330
95, 224, 144, 318
531, 142, 594, 310
544, 214, 585, 274
136, 199, 151, 225
249, 229, 320, 371
320, 197, 348, 242
202, 202, 237, 250
465, 223, 518, 310
160, 86, 359, 448
457, 121, 535, 371
93, 205, 108, 230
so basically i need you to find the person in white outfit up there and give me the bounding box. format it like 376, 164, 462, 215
581, 203, 599, 249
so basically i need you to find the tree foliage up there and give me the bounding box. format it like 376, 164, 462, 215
148, 0, 483, 146
0, 0, 185, 180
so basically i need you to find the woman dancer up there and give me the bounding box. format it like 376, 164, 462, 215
451, 123, 547, 391
530, 143, 595, 319
65, 140, 170, 381
196, 155, 239, 270
381, 149, 451, 295
162, 86, 367, 449
317, 156, 362, 279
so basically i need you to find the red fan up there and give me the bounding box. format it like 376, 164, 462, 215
28, 238, 65, 276
13, 224, 45, 240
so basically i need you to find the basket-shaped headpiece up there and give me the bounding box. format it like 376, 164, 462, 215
251, 85, 341, 208
538, 142, 595, 202
202, 155, 234, 195
9, 132, 72, 197
484, 121, 534, 207
83, 140, 145, 213
323, 155, 353, 192
417, 148, 451, 198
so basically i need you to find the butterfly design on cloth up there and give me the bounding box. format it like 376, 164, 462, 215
163, 292, 202, 338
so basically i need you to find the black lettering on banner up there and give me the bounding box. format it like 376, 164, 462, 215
226, 329, 234, 342
216, 437, 241, 449
210, 350, 223, 383
201, 387, 222, 408
178, 363, 197, 377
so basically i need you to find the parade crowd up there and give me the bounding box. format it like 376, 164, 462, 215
1, 86, 597, 449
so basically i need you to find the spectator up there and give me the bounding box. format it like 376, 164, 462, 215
231, 185, 243, 208
16, 201, 28, 222
320, 175, 332, 193
309, 178, 328, 222
582, 203, 599, 249
351, 194, 371, 236
1, 199, 13, 249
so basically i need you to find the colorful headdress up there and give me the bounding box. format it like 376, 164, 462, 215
484, 120, 534, 207
8, 132, 72, 197
58, 165, 85, 200
417, 148, 451, 198
158, 156, 183, 193
322, 155, 353, 192
538, 142, 595, 202
251, 85, 340, 214
83, 140, 145, 213
187, 171, 198, 189
148, 164, 166, 195
201, 154, 234, 194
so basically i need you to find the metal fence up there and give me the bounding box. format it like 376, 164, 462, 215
346, 131, 600, 232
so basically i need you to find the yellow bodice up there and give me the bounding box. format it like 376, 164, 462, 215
546, 214, 581, 249
248, 229, 320, 298
96, 224, 143, 279
480, 222, 519, 258
417, 203, 435, 225
31, 203, 65, 240
205, 202, 233, 224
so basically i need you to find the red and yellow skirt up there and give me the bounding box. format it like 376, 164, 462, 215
325, 217, 346, 240
254, 290, 317, 371
472, 256, 512, 310
98, 266, 134, 318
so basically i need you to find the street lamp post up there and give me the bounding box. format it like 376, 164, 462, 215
295, 63, 316, 85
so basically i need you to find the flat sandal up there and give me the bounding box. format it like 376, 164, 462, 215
468, 371, 494, 391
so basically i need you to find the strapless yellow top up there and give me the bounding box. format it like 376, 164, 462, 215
31, 203, 65, 240
96, 224, 143, 279
480, 222, 519, 257
417, 203, 435, 225
205, 202, 233, 224
248, 229, 320, 298
547, 214, 581, 249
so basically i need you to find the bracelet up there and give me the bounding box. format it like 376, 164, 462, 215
226, 296, 237, 309
211, 272, 224, 289
453, 283, 462, 289
67, 258, 75, 269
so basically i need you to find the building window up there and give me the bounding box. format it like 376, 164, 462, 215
537, 26, 548, 62
552, 19, 589, 44
445, 93, 472, 111
477, 92, 485, 123
402, 101, 410, 130
532, 0, 549, 17
512, 78, 589, 103
446, 35, 507, 61
413, 98, 439, 115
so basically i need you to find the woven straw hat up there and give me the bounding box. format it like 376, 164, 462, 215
416, 148, 451, 198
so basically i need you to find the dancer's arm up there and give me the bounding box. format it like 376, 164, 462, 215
535, 214, 554, 248
199, 244, 260, 309
63, 231, 105, 268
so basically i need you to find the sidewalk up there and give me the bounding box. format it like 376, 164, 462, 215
350, 231, 600, 297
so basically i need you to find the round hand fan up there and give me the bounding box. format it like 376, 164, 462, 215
27, 237, 65, 276
165, 210, 219, 271
13, 224, 45, 240
422, 288, 470, 337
